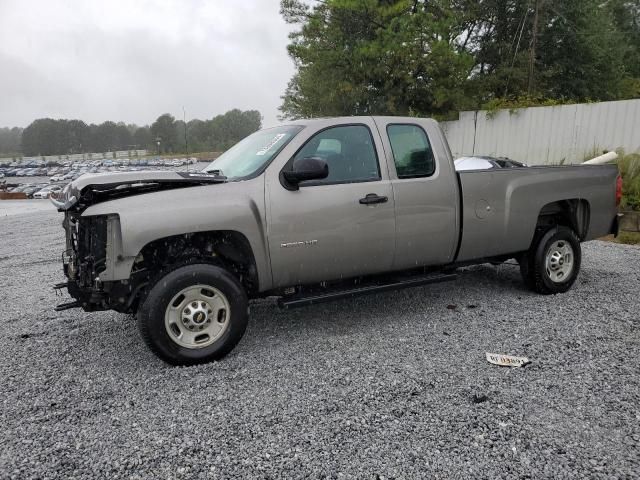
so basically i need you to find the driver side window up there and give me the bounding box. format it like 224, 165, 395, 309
293, 125, 380, 185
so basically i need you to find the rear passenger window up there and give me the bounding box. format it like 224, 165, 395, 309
292, 125, 380, 185
387, 124, 435, 178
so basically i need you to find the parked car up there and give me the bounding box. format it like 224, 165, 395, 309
23, 185, 44, 197
33, 185, 63, 199
52, 116, 621, 365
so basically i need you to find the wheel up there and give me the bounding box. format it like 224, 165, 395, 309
138, 264, 248, 365
519, 226, 581, 295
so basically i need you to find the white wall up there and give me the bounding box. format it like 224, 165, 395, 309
1, 150, 148, 164
441, 99, 640, 165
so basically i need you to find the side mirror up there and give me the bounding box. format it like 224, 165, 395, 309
282, 156, 329, 188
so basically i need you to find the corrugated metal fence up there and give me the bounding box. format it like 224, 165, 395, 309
441, 99, 640, 165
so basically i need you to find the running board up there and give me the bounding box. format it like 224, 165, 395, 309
278, 272, 457, 309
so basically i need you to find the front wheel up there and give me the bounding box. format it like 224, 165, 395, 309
138, 264, 248, 365
519, 226, 581, 295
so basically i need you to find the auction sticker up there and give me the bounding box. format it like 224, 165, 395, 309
256, 133, 286, 156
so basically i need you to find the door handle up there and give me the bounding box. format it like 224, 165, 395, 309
359, 193, 388, 205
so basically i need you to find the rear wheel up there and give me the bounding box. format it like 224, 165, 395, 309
519, 226, 581, 294
138, 264, 248, 365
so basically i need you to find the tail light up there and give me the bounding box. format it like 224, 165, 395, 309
615, 174, 623, 207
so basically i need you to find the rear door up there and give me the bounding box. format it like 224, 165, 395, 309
265, 119, 396, 288
373, 117, 460, 269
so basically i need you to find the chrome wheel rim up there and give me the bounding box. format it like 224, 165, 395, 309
545, 240, 574, 283
164, 284, 230, 349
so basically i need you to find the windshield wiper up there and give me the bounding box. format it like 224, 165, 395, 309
203, 169, 224, 176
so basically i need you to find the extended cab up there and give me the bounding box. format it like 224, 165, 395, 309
53, 117, 621, 364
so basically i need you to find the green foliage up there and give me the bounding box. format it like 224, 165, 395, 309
150, 114, 179, 153
280, 0, 474, 119
280, 0, 640, 119
618, 152, 640, 211
483, 96, 577, 115
0, 127, 22, 156
7, 109, 262, 156
616, 231, 640, 245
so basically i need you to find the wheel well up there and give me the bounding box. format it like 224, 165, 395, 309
536, 199, 590, 240
133, 230, 259, 296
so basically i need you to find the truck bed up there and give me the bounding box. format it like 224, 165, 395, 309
456, 164, 618, 262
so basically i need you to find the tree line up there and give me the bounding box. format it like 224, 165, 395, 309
280, 0, 640, 119
0, 109, 262, 156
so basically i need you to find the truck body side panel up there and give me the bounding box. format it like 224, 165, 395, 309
456, 165, 618, 262
372, 117, 461, 268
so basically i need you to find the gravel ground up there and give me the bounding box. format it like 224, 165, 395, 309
1, 207, 639, 479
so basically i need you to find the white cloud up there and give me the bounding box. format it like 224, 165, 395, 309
0, 0, 296, 127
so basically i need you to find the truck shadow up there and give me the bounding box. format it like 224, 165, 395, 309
70, 262, 529, 368
244, 263, 528, 338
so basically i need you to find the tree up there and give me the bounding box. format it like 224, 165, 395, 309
280, 0, 640, 118
280, 0, 474, 119
21, 118, 60, 156
208, 109, 262, 150
0, 127, 23, 156
4, 108, 263, 156
150, 114, 179, 153
132, 126, 152, 149
90, 121, 121, 152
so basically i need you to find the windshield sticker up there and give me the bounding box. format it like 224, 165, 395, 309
256, 133, 286, 156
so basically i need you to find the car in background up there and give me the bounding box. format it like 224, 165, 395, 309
50, 175, 66, 182
33, 185, 63, 199
22, 185, 45, 197
8, 184, 31, 193
454, 155, 527, 171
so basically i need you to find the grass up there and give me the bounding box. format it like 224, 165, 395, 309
600, 232, 640, 245
617, 151, 640, 211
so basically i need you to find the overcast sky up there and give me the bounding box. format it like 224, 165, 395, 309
0, 0, 297, 129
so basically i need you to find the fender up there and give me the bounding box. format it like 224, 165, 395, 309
81, 177, 273, 290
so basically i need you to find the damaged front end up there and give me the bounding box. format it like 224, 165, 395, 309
52, 171, 227, 312
56, 213, 111, 311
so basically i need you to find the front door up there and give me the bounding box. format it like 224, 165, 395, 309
266, 122, 396, 288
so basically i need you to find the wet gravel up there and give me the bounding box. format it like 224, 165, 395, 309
1, 207, 639, 479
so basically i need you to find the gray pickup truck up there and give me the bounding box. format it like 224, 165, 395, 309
52, 116, 621, 364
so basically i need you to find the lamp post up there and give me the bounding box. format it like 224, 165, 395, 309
156, 137, 161, 157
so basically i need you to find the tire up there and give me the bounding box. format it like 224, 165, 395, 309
138, 264, 248, 365
519, 226, 581, 295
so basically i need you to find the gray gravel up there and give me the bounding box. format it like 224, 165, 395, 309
1, 207, 639, 479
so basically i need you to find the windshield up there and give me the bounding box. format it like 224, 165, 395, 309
203, 125, 303, 179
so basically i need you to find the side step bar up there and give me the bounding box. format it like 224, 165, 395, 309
278, 272, 457, 309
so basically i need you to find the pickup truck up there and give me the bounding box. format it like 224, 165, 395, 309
52, 116, 622, 365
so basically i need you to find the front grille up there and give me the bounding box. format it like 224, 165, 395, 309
64, 214, 108, 287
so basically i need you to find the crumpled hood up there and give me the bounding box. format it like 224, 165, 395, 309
51, 170, 226, 212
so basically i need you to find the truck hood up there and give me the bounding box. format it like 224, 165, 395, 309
51, 170, 227, 212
